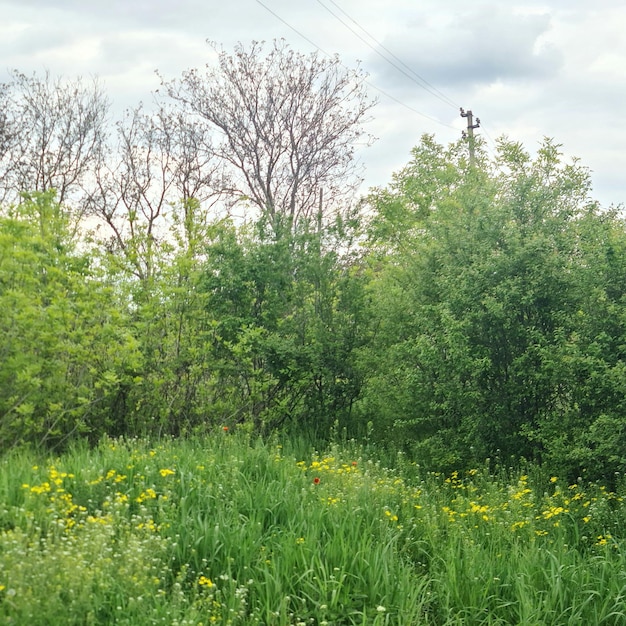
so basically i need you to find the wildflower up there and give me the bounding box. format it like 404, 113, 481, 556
136, 487, 157, 503
376, 605, 386, 612
313, 477, 320, 485
550, 476, 558, 483
296, 537, 305, 544
222, 426, 229, 432
198, 576, 214, 588
159, 468, 175, 477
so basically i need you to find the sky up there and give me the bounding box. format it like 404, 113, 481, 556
1, 0, 624, 208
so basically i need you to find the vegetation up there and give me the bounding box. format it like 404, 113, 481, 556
2, 434, 625, 625
1, 42, 626, 623
360, 135, 626, 483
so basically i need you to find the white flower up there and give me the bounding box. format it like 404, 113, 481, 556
376, 605, 386, 612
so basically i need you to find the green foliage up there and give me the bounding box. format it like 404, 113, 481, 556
106, 205, 369, 440
0, 192, 140, 449
5, 125, 626, 490
361, 135, 626, 481
195, 216, 369, 435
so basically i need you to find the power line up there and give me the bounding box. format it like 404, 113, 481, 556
254, 0, 458, 131
255, 0, 332, 56
367, 83, 458, 129
318, 0, 459, 110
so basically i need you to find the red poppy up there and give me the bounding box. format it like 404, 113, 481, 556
222, 426, 229, 432
313, 477, 320, 485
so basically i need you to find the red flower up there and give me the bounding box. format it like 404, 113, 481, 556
313, 477, 320, 485
352, 461, 357, 467
222, 426, 229, 432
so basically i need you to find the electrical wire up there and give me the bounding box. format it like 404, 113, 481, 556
318, 0, 460, 110
254, 0, 458, 131
255, 0, 332, 56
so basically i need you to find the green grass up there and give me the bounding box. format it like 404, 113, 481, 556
1, 432, 625, 625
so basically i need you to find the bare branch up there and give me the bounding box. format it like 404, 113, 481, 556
0, 71, 109, 217
164, 40, 376, 232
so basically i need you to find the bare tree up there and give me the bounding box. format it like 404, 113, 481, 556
88, 104, 227, 281
0, 71, 109, 214
0, 83, 12, 176
164, 40, 376, 232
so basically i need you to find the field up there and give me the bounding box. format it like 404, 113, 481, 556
1, 432, 625, 625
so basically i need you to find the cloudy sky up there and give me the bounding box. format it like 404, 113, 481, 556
2, 0, 624, 207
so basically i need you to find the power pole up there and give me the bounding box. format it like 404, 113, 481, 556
460, 108, 480, 166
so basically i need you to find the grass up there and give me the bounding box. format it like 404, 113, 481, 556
1, 431, 625, 625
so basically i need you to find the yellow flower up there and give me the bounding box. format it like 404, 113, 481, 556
135, 488, 158, 503
159, 468, 175, 477
550, 476, 558, 483
198, 576, 214, 588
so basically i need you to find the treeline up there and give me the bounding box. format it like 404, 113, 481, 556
1, 42, 625, 483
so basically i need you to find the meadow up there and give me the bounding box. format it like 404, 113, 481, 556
1, 431, 625, 625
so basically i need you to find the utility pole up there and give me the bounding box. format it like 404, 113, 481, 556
460, 108, 480, 166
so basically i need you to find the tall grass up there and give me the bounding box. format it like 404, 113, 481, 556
1, 432, 625, 624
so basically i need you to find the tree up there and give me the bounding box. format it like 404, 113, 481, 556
360, 134, 626, 480
0, 192, 141, 450
88, 104, 227, 282
164, 40, 375, 232
136, 208, 368, 436
0, 71, 109, 215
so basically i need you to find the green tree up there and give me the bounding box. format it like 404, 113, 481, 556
360, 135, 626, 480
0, 192, 140, 450
195, 214, 369, 435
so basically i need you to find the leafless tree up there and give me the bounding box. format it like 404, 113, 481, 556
0, 84, 12, 173
0, 71, 109, 214
88, 104, 228, 280
164, 40, 376, 232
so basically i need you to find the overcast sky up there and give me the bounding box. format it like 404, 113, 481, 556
2, 0, 624, 207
